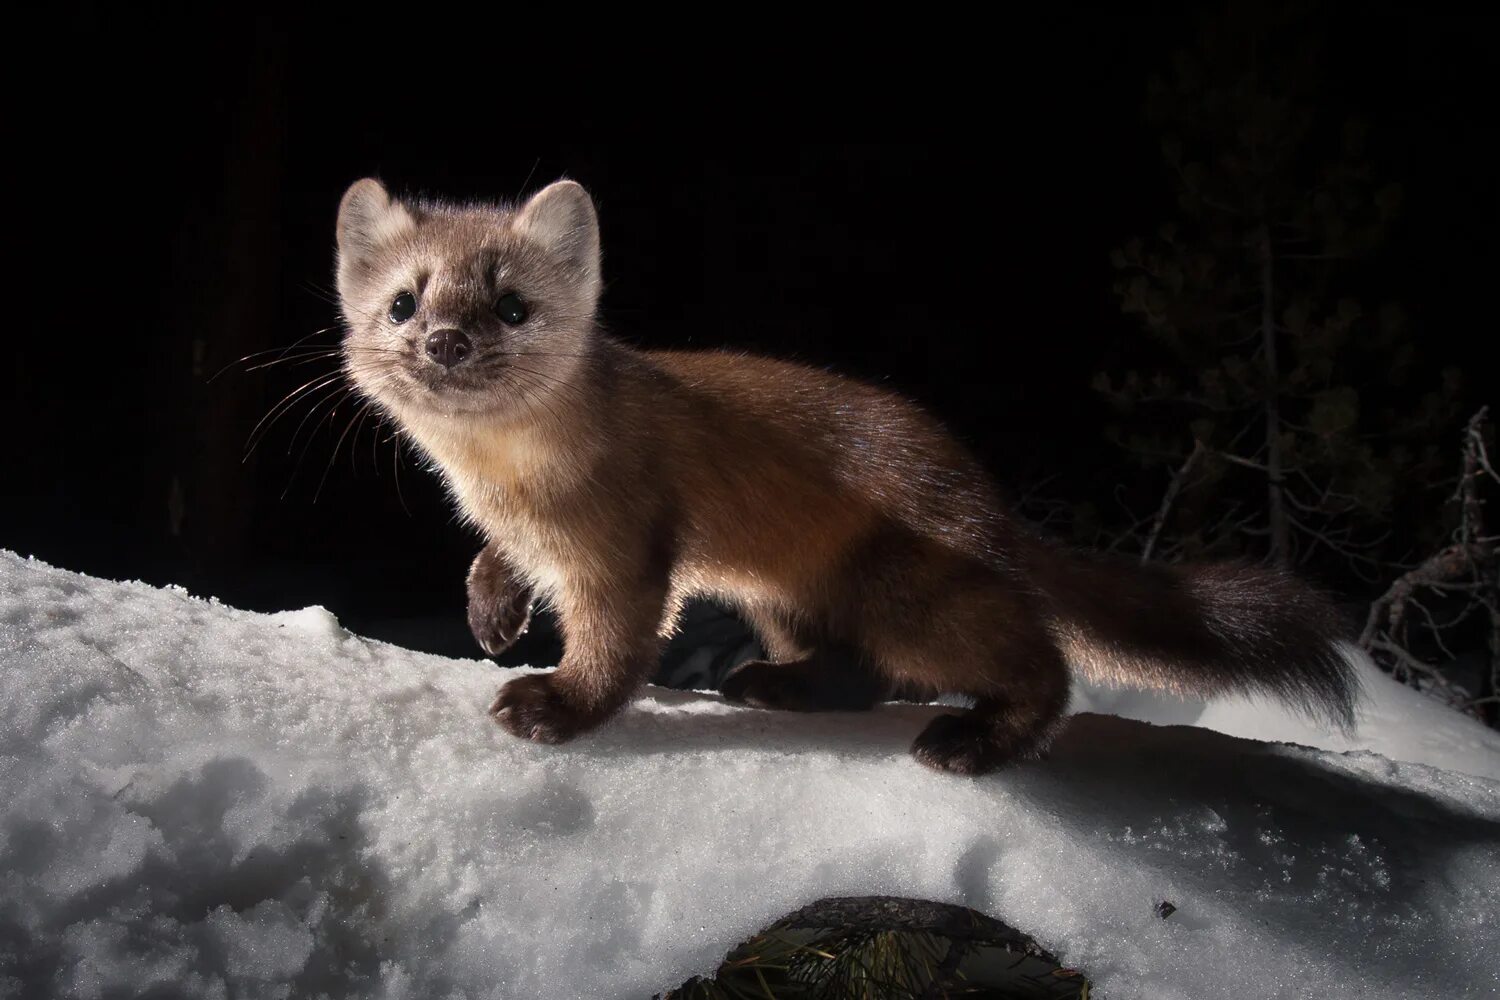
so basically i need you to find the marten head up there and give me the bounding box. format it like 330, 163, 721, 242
334, 178, 601, 425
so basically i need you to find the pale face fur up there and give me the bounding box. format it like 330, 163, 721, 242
335, 178, 602, 430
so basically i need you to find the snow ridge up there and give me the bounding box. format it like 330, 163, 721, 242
1, 550, 1497, 999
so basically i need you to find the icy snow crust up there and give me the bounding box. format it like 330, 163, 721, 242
1, 550, 1498, 1000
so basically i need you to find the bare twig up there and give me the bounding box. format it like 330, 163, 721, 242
1142, 440, 1207, 564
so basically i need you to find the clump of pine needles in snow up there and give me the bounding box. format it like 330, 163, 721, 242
656, 897, 1090, 1000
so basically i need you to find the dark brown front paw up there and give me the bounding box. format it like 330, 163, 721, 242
910, 713, 1009, 775
489, 674, 590, 744
467, 547, 534, 656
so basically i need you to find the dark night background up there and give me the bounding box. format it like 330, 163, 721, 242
7, 9, 1496, 678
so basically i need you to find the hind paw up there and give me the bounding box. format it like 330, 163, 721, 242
721, 660, 815, 711
911, 714, 1011, 775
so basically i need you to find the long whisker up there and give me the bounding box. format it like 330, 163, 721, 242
349, 399, 379, 474
392, 426, 410, 515
316, 398, 380, 502
492, 350, 594, 360
242, 349, 406, 459
242, 357, 397, 461
247, 347, 410, 375
303, 283, 393, 328
208, 326, 345, 383
286, 382, 354, 457
244, 372, 347, 460
365, 408, 395, 478
284, 388, 356, 499
244, 350, 342, 373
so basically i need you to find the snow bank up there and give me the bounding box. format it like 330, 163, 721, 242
1, 550, 1497, 999
1074, 648, 1500, 782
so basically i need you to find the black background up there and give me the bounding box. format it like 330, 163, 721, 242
8, 8, 1495, 668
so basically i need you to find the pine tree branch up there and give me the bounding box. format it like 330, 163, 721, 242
1362, 409, 1498, 722
1214, 450, 1274, 474
1465, 406, 1498, 487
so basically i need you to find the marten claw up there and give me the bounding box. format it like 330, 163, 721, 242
473, 611, 530, 657
467, 549, 534, 657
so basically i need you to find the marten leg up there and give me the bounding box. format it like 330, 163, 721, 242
721, 604, 886, 712
852, 538, 1071, 774
490, 574, 667, 743
467, 544, 535, 656
735, 603, 816, 662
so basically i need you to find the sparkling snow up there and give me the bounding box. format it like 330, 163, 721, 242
1, 550, 1497, 999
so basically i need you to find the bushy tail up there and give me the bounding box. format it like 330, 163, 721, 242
1025, 543, 1358, 727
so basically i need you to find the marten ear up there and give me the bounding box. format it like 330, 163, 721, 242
513, 180, 601, 302
336, 178, 416, 294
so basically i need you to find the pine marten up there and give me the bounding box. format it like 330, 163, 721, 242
334, 177, 1356, 775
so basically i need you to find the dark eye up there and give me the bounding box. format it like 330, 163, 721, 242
494, 292, 528, 325
389, 291, 417, 323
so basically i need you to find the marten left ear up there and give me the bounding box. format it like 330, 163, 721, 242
514, 180, 601, 303
336, 178, 417, 297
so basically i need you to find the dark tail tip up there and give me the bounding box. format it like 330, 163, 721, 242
1037, 547, 1361, 726
1182, 562, 1360, 727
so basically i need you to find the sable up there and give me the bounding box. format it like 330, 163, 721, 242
335, 177, 1358, 775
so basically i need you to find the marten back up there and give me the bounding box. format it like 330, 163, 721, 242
644, 349, 1013, 573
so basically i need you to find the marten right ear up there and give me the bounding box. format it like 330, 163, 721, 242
513, 180, 602, 304
336, 178, 416, 295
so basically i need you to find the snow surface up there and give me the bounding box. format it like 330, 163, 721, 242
2, 549, 1498, 999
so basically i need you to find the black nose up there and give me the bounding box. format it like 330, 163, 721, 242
425, 328, 472, 368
